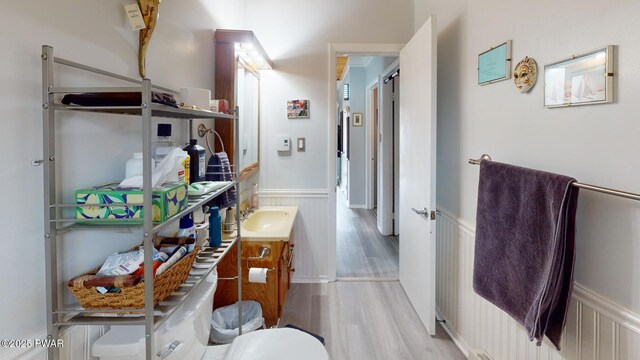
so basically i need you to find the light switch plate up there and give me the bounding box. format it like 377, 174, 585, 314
297, 137, 306, 152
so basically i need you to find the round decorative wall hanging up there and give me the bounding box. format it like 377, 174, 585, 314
513, 57, 537, 93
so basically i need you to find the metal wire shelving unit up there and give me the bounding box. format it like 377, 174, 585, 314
41, 45, 243, 360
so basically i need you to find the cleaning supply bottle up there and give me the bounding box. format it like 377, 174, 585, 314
153, 123, 176, 162
180, 152, 190, 184
183, 139, 206, 183
178, 214, 197, 239
209, 206, 222, 247
223, 207, 235, 232
125, 152, 156, 178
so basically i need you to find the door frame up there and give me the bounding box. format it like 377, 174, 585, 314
327, 43, 404, 282
365, 78, 378, 210
380, 61, 401, 236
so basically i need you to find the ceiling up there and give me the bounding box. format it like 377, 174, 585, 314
337, 56, 375, 81
337, 56, 348, 81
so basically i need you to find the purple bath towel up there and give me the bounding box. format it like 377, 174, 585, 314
473, 160, 579, 350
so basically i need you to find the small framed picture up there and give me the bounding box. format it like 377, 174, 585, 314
544, 46, 614, 108
478, 40, 512, 85
352, 113, 363, 127
287, 99, 310, 119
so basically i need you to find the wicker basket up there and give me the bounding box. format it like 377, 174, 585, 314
68, 246, 199, 310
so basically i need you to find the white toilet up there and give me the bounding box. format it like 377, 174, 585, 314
92, 271, 329, 360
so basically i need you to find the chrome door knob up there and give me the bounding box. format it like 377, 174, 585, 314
411, 207, 429, 216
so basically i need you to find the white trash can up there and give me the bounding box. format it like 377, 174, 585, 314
210, 300, 264, 344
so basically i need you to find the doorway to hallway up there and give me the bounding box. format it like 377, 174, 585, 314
329, 17, 439, 335
335, 55, 400, 281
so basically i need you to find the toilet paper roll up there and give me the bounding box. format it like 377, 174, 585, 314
248, 267, 268, 284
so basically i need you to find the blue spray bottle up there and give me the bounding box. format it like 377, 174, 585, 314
209, 206, 222, 247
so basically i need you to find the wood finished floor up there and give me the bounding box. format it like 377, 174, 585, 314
279, 282, 466, 360
285, 191, 465, 358
336, 190, 399, 279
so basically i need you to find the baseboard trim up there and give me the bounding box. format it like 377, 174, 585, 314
259, 189, 329, 198
437, 308, 470, 357
292, 276, 330, 284
336, 277, 398, 282
348, 204, 368, 209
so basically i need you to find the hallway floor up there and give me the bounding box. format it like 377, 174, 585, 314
336, 190, 399, 279
280, 282, 466, 360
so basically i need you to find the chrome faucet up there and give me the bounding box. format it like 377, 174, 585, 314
240, 207, 255, 221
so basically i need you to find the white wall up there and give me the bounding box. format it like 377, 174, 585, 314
248, 0, 414, 191
415, 0, 640, 357
247, 0, 415, 281
0, 1, 245, 358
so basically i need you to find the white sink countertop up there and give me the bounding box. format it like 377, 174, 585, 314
240, 206, 298, 241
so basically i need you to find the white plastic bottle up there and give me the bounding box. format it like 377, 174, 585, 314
125, 153, 156, 178
251, 183, 259, 208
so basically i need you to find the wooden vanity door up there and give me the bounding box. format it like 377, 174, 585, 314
286, 243, 294, 289
278, 242, 290, 318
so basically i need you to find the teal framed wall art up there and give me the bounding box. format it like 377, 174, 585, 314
478, 40, 512, 85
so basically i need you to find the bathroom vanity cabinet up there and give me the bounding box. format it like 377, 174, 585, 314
215, 236, 295, 327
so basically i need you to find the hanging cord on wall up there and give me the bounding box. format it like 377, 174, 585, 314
197, 124, 225, 154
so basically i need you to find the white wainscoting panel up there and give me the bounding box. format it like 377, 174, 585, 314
4, 326, 105, 360
58, 326, 106, 360
259, 189, 329, 283
436, 207, 640, 360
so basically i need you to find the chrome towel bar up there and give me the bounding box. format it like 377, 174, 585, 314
469, 154, 640, 202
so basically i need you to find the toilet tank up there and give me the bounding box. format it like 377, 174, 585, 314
93, 269, 218, 360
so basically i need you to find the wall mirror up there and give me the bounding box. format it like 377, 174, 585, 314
214, 29, 272, 180
544, 45, 614, 108
237, 62, 260, 174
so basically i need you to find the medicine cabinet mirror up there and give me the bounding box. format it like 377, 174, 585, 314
237, 63, 259, 174
214, 30, 272, 180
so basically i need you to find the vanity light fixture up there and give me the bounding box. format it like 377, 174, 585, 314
235, 43, 272, 71
216, 29, 273, 70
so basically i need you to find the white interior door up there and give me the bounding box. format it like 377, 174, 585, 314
398, 16, 437, 335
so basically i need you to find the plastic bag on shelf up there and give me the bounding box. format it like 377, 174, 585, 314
119, 147, 188, 187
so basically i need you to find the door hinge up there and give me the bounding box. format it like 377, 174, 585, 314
430, 211, 436, 220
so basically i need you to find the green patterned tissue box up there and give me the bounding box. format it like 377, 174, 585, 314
75, 182, 188, 224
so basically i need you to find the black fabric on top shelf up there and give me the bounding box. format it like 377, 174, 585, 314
61, 92, 178, 108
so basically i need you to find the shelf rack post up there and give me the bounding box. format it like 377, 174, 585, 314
42, 44, 60, 360
235, 106, 243, 336
141, 78, 156, 359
